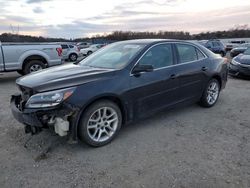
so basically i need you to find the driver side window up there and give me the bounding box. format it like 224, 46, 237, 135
138, 44, 174, 69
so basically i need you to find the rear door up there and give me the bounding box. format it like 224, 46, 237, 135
129, 43, 180, 118
174, 43, 208, 101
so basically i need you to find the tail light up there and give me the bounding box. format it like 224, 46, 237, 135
77, 47, 80, 52
56, 48, 62, 56
223, 57, 229, 64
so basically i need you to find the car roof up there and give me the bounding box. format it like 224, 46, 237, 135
116, 39, 188, 45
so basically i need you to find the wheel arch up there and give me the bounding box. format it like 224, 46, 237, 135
211, 74, 222, 89
73, 94, 128, 140
69, 52, 78, 59
22, 55, 48, 70
18, 50, 49, 69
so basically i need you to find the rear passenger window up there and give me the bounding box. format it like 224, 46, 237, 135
176, 44, 205, 63
196, 49, 206, 60
176, 44, 197, 63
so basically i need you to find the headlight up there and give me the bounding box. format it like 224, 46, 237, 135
231, 59, 240, 66
25, 87, 76, 108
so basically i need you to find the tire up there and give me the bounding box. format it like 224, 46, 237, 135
23, 60, 45, 75
69, 53, 78, 62
199, 79, 220, 108
220, 51, 225, 57
17, 70, 25, 75
87, 51, 92, 56
78, 100, 122, 147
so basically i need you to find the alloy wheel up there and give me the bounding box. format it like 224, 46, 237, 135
30, 64, 43, 72
87, 107, 118, 142
70, 54, 77, 61
206, 81, 219, 105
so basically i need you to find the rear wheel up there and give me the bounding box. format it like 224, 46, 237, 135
23, 60, 45, 75
87, 51, 92, 56
17, 70, 25, 75
69, 53, 78, 61
220, 51, 225, 57
78, 100, 122, 147
199, 79, 220, 107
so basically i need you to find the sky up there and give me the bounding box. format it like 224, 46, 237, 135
0, 0, 250, 38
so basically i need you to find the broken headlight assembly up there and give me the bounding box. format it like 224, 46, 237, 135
231, 59, 240, 66
25, 87, 76, 108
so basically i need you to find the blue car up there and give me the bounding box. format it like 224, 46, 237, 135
199, 40, 226, 57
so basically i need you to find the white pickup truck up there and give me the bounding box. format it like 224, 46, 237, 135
0, 42, 63, 75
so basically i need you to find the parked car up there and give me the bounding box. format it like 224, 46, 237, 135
80, 44, 105, 56
230, 43, 250, 57
225, 40, 246, 51
61, 44, 80, 62
76, 42, 91, 49
199, 40, 226, 57
11, 39, 228, 147
229, 47, 250, 77
0, 41, 62, 75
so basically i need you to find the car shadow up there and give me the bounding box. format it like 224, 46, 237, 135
18, 103, 199, 161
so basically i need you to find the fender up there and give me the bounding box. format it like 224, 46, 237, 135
70, 93, 129, 141
18, 50, 50, 69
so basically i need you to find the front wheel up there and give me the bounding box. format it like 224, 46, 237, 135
199, 79, 220, 107
78, 100, 122, 147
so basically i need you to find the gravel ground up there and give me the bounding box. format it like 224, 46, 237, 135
0, 71, 250, 188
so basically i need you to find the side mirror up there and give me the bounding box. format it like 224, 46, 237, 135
132, 64, 153, 75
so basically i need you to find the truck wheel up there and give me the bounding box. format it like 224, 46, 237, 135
17, 70, 25, 75
23, 60, 45, 75
69, 53, 78, 61
78, 100, 122, 147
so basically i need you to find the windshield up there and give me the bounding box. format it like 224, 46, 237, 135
79, 42, 146, 69
243, 48, 250, 55
241, 43, 250, 47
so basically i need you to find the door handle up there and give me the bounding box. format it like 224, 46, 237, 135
170, 74, 177, 79
202, 67, 208, 71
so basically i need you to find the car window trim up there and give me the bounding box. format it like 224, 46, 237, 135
130, 42, 208, 76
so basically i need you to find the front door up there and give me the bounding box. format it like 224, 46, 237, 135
129, 43, 180, 118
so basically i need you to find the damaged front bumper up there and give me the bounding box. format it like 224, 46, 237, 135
11, 94, 80, 141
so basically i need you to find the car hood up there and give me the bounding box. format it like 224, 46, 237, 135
232, 47, 247, 51
16, 63, 115, 92
234, 54, 250, 65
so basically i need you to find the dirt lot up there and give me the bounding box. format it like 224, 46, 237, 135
0, 71, 250, 188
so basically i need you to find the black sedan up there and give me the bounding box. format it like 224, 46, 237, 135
230, 43, 250, 57
11, 39, 228, 147
229, 47, 250, 77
